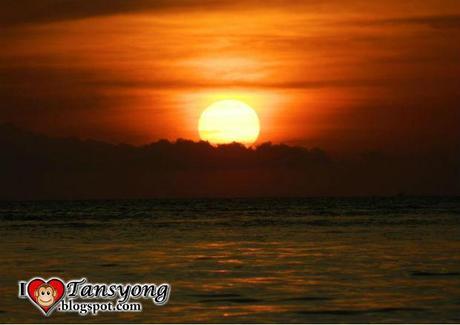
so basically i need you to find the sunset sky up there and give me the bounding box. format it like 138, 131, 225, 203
1, 0, 459, 155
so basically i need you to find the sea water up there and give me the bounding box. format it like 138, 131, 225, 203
0, 197, 459, 323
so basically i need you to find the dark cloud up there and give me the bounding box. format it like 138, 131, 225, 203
0, 0, 199, 27
0, 0, 320, 27
2, 0, 460, 32
0, 63, 440, 93
3, 62, 459, 98
1, 124, 458, 199
346, 14, 460, 30
379, 14, 460, 29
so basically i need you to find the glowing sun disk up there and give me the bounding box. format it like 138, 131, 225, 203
198, 99, 260, 146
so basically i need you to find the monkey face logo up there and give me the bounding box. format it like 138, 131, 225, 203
26, 278, 65, 316
35, 284, 56, 307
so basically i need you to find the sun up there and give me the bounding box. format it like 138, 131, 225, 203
198, 99, 260, 146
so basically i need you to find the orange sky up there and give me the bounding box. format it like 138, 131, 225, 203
1, 0, 459, 154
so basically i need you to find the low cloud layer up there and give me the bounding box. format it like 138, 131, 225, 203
1, 124, 458, 199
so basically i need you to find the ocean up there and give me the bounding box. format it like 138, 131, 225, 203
1, 197, 459, 323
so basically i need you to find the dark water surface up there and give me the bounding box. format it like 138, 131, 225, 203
1, 197, 459, 323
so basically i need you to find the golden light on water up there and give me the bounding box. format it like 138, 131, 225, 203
198, 99, 260, 146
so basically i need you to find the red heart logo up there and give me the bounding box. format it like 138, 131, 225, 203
26, 278, 66, 316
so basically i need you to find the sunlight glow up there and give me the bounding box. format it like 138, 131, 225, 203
198, 100, 260, 146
